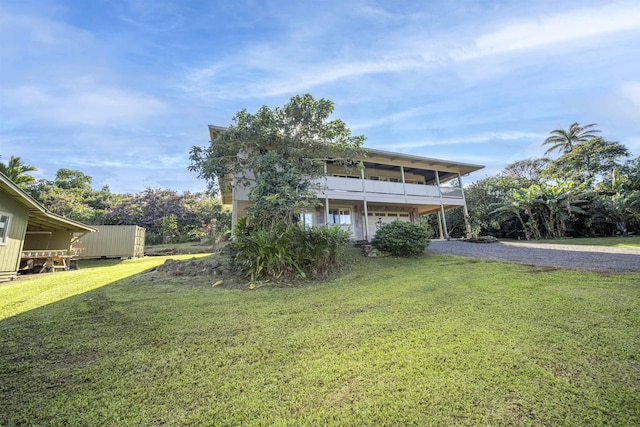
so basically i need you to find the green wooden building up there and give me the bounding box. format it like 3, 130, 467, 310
0, 172, 95, 282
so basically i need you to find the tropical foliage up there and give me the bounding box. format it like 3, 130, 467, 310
0, 155, 37, 185
231, 218, 351, 281
439, 123, 637, 239
9, 165, 231, 245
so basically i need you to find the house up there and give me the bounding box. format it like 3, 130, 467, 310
208, 125, 484, 241
0, 172, 96, 282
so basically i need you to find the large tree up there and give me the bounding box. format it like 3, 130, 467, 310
0, 155, 37, 186
189, 94, 366, 228
542, 122, 600, 155
542, 137, 630, 184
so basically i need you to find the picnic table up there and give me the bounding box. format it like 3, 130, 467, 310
19, 249, 83, 274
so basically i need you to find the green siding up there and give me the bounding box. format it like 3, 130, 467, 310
0, 191, 29, 280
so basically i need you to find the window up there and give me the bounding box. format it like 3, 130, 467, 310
0, 213, 11, 245
300, 212, 314, 228
329, 209, 351, 225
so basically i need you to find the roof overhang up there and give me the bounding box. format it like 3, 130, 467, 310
208, 125, 226, 142
0, 173, 96, 233
364, 148, 484, 176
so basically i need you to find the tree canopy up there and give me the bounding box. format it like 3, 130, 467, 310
189, 94, 366, 228
542, 137, 630, 184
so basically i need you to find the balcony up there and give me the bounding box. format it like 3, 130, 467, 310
314, 176, 464, 201
231, 176, 464, 203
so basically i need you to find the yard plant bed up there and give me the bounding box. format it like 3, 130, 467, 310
1, 255, 639, 425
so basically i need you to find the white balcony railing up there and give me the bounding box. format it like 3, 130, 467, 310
231, 176, 464, 201
316, 177, 463, 199
440, 187, 463, 198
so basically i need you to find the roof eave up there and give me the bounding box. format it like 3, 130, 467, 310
1, 173, 96, 233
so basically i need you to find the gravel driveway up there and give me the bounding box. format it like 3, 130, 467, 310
427, 240, 640, 272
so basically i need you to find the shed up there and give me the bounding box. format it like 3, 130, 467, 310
76, 225, 145, 259
1, 172, 96, 282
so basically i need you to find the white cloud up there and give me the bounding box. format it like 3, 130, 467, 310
453, 2, 640, 61
182, 2, 640, 102
0, 10, 93, 57
384, 132, 546, 150
5, 83, 168, 126
619, 81, 640, 106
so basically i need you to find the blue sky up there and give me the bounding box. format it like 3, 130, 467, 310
1, 0, 639, 194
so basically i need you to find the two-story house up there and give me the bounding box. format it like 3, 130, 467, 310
209, 125, 484, 241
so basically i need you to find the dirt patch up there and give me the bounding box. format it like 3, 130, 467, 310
144, 245, 214, 256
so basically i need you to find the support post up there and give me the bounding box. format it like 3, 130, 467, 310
458, 174, 472, 238
324, 160, 330, 227
363, 198, 369, 241
435, 170, 449, 239
231, 197, 238, 237
324, 195, 330, 227
439, 204, 449, 239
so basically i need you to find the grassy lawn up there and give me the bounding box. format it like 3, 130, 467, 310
0, 254, 210, 321
1, 254, 639, 425
503, 236, 640, 249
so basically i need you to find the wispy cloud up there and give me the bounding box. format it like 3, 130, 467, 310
620, 81, 640, 106
113, 0, 186, 32
181, 2, 640, 101
4, 83, 168, 126
0, 10, 93, 57
453, 2, 640, 61
384, 132, 547, 150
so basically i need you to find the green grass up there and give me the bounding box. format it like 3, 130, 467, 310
503, 236, 640, 248
0, 254, 210, 320
1, 254, 639, 425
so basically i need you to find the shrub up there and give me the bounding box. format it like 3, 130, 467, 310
292, 225, 351, 278
372, 220, 430, 256
230, 220, 302, 281
231, 219, 352, 281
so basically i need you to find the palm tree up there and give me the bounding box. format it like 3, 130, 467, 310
542, 122, 600, 156
0, 155, 37, 186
